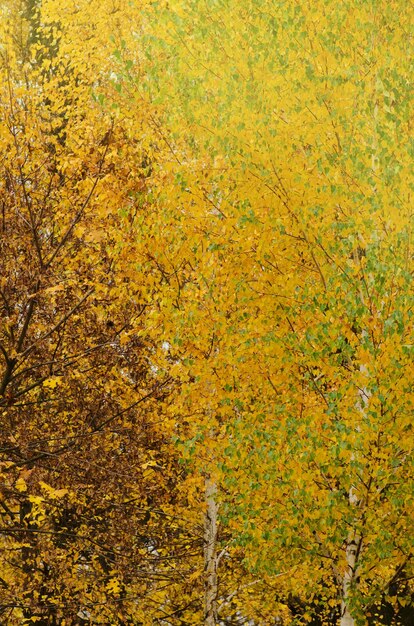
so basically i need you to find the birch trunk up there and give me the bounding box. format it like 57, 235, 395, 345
340, 71, 379, 623
339, 374, 368, 625
341, 604, 356, 626
340, 537, 358, 626
340, 348, 370, 626
204, 477, 219, 626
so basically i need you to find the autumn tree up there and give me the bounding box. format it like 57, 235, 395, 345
139, 0, 414, 623
0, 1, 206, 623
1, 0, 412, 624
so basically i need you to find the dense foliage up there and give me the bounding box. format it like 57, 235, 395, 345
0, 1, 412, 624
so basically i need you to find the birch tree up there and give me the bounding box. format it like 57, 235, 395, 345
141, 0, 414, 622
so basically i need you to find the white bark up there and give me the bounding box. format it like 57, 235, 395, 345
340, 537, 358, 626
341, 603, 356, 626
339, 370, 368, 626
340, 325, 370, 626
204, 478, 219, 626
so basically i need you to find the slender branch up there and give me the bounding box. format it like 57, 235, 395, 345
0, 359, 16, 397
19, 288, 94, 359
45, 125, 113, 268
93, 376, 172, 432
6, 65, 43, 266
12, 377, 173, 465
16, 281, 40, 353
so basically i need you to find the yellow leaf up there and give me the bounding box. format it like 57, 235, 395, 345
43, 377, 61, 389
15, 477, 27, 492
39, 481, 68, 499
142, 460, 158, 469
106, 577, 121, 594
42, 284, 65, 296
188, 570, 201, 582
28, 495, 44, 504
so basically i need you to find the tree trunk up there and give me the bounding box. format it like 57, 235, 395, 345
340, 353, 369, 625
204, 478, 218, 626
340, 537, 358, 626
341, 605, 356, 626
